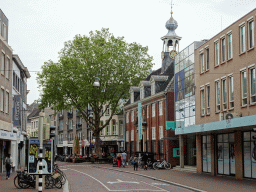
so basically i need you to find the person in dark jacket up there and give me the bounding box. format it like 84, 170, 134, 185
5, 154, 12, 179
142, 153, 148, 170
133, 155, 138, 171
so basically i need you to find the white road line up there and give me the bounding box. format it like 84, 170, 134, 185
140, 181, 168, 192
109, 190, 164, 191
67, 168, 111, 191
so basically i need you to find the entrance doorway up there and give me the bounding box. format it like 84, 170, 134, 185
217, 133, 235, 175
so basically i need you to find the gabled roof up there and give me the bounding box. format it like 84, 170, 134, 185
27, 108, 40, 120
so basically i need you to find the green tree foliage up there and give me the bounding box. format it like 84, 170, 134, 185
37, 28, 154, 157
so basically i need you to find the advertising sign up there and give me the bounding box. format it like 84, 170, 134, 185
13, 95, 22, 127
138, 102, 142, 140
28, 139, 53, 174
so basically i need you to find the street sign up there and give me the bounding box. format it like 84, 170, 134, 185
166, 121, 175, 130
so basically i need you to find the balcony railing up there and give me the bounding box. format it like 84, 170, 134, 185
67, 125, 73, 131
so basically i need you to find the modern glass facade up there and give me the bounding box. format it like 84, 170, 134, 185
174, 41, 206, 129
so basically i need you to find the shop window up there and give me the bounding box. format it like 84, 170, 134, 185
202, 135, 211, 173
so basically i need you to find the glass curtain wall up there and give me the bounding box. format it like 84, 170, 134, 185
175, 43, 195, 129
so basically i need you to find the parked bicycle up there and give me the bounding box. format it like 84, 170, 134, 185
153, 159, 171, 170
45, 172, 62, 189
14, 170, 35, 189
53, 163, 66, 185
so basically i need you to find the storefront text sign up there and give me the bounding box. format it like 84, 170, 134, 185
0, 130, 17, 140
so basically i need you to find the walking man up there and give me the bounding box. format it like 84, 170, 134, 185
121, 151, 127, 167
133, 154, 138, 171
5, 154, 12, 179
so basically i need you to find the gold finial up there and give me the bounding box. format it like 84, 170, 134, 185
171, 0, 173, 16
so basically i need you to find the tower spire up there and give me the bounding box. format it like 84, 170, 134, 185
171, 0, 173, 17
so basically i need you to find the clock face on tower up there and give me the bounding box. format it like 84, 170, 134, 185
161, 51, 165, 60
169, 50, 178, 59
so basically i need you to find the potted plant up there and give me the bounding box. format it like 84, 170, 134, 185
90, 157, 95, 163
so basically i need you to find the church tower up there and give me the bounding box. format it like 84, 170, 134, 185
161, 6, 181, 73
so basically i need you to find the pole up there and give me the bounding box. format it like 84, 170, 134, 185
38, 112, 44, 192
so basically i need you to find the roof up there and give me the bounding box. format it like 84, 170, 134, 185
27, 108, 40, 120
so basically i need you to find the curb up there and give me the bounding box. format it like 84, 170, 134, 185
63, 179, 69, 192
93, 165, 207, 192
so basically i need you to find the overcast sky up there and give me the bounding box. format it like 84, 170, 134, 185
1, 0, 256, 104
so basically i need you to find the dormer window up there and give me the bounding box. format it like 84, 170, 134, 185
131, 92, 134, 103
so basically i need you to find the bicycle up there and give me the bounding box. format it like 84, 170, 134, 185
53, 163, 66, 185
14, 170, 36, 189
153, 159, 171, 170
45, 172, 62, 189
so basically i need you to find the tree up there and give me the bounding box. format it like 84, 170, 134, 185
37, 28, 154, 157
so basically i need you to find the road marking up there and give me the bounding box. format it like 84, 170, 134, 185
107, 179, 140, 184
67, 168, 111, 191
152, 183, 170, 186
141, 181, 168, 192
60, 169, 68, 171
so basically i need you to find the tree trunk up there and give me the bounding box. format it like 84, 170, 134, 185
95, 133, 102, 158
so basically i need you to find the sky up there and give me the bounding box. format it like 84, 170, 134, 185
1, 0, 256, 104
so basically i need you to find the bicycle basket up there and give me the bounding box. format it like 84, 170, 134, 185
52, 173, 61, 179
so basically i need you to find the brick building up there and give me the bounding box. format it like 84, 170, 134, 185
124, 11, 180, 165
176, 8, 256, 179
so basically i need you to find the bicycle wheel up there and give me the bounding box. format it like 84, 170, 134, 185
54, 177, 62, 189
153, 162, 159, 170
45, 175, 54, 189
14, 176, 22, 189
59, 174, 66, 185
164, 163, 171, 169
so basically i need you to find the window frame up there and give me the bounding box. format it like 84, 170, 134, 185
240, 24, 246, 53
249, 66, 256, 104
1, 51, 5, 76
200, 86, 205, 116
206, 48, 209, 71
241, 69, 247, 106
215, 41, 219, 66
200, 53, 204, 73
215, 80, 221, 112
140, 87, 144, 100
112, 120, 117, 135
159, 101, 163, 116
222, 77, 227, 111
152, 127, 156, 140
152, 103, 155, 117
0, 88, 4, 112
248, 19, 254, 50
5, 90, 9, 114
227, 33, 233, 60
159, 126, 163, 139
221, 37, 226, 63
131, 129, 134, 141
131, 110, 134, 122
126, 112, 129, 123
206, 84, 210, 115
228, 75, 234, 109
5, 57, 10, 79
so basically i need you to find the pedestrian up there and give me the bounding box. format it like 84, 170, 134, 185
5, 154, 12, 179
117, 153, 122, 168
121, 151, 127, 167
133, 154, 138, 171
142, 153, 148, 170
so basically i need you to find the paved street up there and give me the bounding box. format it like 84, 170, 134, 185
60, 163, 195, 192
58, 161, 256, 192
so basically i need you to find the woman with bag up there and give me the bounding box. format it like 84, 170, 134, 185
117, 153, 122, 168
5, 154, 12, 179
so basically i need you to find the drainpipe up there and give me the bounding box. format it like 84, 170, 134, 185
164, 92, 169, 163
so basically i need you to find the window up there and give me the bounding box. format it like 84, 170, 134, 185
126, 131, 129, 142
131, 92, 134, 103
250, 67, 256, 104
131, 110, 134, 122
222, 78, 227, 110
152, 127, 156, 140
206, 48, 209, 71
131, 129, 134, 141
200, 53, 204, 73
6, 57, 9, 79
206, 85, 210, 114
240, 25, 246, 53
126, 112, 129, 123
1, 52, 5, 75
248, 20, 254, 49
215, 41, 219, 66
112, 120, 117, 135
200, 88, 205, 116
1, 23, 7, 40
229, 75, 234, 108
5, 91, 9, 113
147, 127, 149, 140
0, 88, 4, 111
159, 101, 163, 116
227, 33, 233, 59
147, 105, 149, 118
152, 103, 155, 117
216, 81, 220, 112
241, 70, 247, 105
221, 38, 226, 63
159, 126, 163, 139
106, 124, 110, 135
